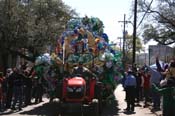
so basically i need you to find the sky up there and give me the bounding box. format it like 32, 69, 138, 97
63, 0, 132, 41
62, 0, 157, 50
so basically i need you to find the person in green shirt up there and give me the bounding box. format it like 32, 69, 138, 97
152, 78, 175, 116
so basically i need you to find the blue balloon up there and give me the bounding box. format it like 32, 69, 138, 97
74, 29, 78, 34
66, 31, 74, 36
61, 37, 64, 45
71, 40, 76, 45
104, 42, 108, 46
110, 49, 115, 55
62, 32, 67, 37
102, 33, 109, 43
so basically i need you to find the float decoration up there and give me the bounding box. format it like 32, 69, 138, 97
34, 16, 124, 98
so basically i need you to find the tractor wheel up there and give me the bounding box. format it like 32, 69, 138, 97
95, 83, 103, 114
92, 99, 99, 116
57, 100, 64, 116
55, 81, 63, 99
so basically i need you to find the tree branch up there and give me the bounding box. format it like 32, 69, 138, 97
148, 9, 175, 27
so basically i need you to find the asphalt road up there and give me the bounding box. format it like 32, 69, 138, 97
0, 84, 161, 116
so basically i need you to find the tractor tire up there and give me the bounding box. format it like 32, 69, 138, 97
57, 100, 64, 116
55, 81, 63, 99
95, 83, 103, 114
92, 99, 99, 116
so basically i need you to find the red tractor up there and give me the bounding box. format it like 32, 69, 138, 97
57, 53, 103, 116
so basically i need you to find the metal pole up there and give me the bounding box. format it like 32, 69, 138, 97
119, 14, 132, 70
133, 0, 137, 65
149, 47, 151, 65
123, 14, 126, 69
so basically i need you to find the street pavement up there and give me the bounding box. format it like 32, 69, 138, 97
0, 84, 162, 116
113, 84, 162, 116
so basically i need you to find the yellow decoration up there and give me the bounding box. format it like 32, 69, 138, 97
64, 37, 74, 57
78, 27, 85, 35
87, 31, 95, 48
95, 38, 100, 43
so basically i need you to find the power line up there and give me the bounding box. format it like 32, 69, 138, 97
137, 0, 154, 29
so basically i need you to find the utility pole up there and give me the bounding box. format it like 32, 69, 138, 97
133, 0, 137, 65
118, 14, 131, 70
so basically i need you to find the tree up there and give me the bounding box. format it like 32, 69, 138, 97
0, 0, 77, 71
125, 34, 143, 53
137, 0, 175, 45
125, 34, 143, 63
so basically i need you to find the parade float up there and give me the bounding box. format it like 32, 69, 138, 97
33, 16, 123, 115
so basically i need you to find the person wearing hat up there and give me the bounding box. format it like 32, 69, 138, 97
124, 69, 137, 112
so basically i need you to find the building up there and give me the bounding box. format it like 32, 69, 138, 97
136, 45, 174, 66
136, 52, 149, 66
149, 45, 174, 65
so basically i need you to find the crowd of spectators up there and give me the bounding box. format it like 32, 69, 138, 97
0, 62, 45, 112
123, 56, 175, 116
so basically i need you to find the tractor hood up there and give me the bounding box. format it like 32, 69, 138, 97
67, 77, 86, 86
